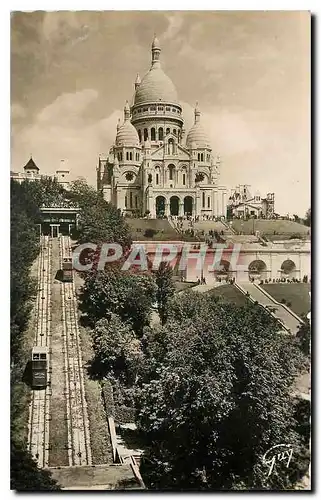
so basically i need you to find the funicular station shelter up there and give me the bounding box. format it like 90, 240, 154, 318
39, 204, 80, 237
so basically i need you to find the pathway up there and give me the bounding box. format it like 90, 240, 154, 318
238, 283, 302, 335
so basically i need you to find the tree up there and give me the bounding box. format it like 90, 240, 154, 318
68, 179, 132, 249
137, 291, 308, 490
296, 318, 311, 357
11, 442, 60, 491
91, 314, 143, 384
155, 262, 175, 325
79, 266, 157, 334
304, 208, 311, 227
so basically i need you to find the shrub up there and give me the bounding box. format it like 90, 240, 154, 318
144, 228, 157, 238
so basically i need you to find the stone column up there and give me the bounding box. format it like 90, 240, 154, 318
222, 191, 227, 218
165, 201, 170, 216
216, 191, 220, 217
179, 201, 184, 217
213, 191, 217, 217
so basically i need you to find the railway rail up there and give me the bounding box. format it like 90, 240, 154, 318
60, 235, 92, 466
28, 235, 52, 468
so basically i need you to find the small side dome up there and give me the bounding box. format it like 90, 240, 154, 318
186, 103, 211, 149
115, 101, 140, 147
116, 121, 140, 147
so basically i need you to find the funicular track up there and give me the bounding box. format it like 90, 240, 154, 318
28, 235, 52, 468
59, 235, 92, 466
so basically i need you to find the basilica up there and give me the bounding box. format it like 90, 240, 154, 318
97, 36, 228, 218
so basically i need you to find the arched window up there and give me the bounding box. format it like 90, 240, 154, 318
173, 129, 177, 135
125, 195, 127, 208
201, 153, 204, 162
202, 192, 205, 208
198, 153, 200, 161
183, 173, 186, 185
158, 127, 163, 141
129, 152, 133, 161
138, 130, 142, 142
166, 128, 170, 136
120, 152, 122, 161
144, 128, 148, 141
135, 196, 138, 208
208, 196, 210, 208
156, 173, 159, 185
130, 192, 133, 207
126, 152, 129, 161
151, 128, 156, 141
169, 165, 175, 181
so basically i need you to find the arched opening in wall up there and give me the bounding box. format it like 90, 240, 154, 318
182, 173, 186, 185
201, 153, 204, 162
151, 128, 156, 141
168, 164, 175, 181
170, 196, 179, 216
208, 196, 211, 208
173, 129, 177, 135
126, 152, 129, 161
138, 130, 142, 142
184, 196, 193, 216
248, 260, 268, 281
214, 260, 232, 282
158, 127, 164, 141
130, 192, 133, 208
198, 153, 200, 161
156, 173, 159, 185
166, 127, 170, 136
202, 191, 205, 208
144, 128, 148, 141
129, 152, 133, 161
125, 195, 128, 208
281, 259, 296, 279
156, 196, 166, 217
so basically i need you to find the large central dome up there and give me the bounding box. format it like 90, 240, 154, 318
134, 66, 178, 105
134, 36, 179, 106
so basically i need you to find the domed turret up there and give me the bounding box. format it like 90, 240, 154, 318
134, 36, 179, 105
186, 103, 211, 149
116, 101, 140, 146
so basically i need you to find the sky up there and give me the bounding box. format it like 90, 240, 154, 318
11, 11, 310, 216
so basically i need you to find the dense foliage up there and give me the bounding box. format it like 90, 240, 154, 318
11, 179, 61, 490
79, 266, 157, 335
11, 442, 59, 491
155, 262, 175, 325
68, 179, 132, 249
136, 291, 309, 490
91, 314, 143, 384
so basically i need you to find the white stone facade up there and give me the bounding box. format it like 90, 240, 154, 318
97, 37, 228, 218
